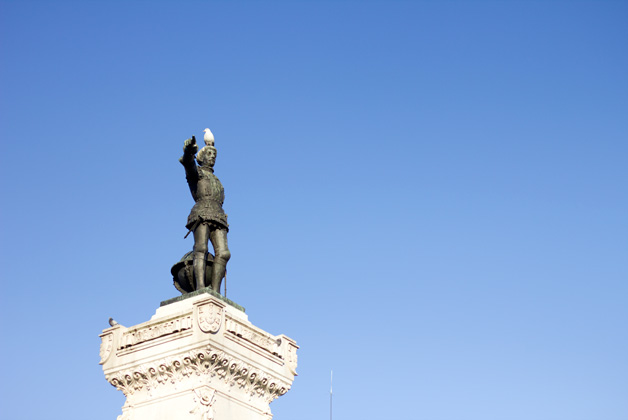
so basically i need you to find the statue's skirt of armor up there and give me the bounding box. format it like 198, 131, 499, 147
171, 251, 214, 294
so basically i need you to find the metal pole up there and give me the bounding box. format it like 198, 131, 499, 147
330, 370, 333, 420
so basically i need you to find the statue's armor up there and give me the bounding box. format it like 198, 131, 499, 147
187, 167, 229, 231
181, 148, 229, 232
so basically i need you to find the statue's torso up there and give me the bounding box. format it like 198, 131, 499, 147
196, 168, 225, 203
187, 167, 228, 230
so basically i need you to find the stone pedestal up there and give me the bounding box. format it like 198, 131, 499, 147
99, 290, 298, 420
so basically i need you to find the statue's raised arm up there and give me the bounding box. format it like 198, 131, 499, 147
180, 136, 199, 200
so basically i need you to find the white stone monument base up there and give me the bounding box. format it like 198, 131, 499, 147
99, 290, 298, 420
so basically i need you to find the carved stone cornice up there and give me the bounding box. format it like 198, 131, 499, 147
105, 345, 291, 404
120, 315, 193, 349
225, 315, 281, 356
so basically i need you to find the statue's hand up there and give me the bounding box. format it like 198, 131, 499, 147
183, 136, 198, 155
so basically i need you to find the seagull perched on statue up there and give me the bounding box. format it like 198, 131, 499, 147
203, 128, 215, 146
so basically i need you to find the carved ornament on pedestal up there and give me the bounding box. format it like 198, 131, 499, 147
100, 293, 298, 420
196, 301, 224, 334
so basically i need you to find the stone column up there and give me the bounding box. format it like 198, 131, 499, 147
99, 290, 298, 420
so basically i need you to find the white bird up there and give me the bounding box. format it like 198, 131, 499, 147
203, 128, 215, 146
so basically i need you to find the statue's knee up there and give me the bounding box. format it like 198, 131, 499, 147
193, 243, 208, 256
215, 249, 231, 264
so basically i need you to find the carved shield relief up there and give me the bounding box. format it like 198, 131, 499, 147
197, 302, 223, 333
99, 333, 114, 365
286, 343, 298, 375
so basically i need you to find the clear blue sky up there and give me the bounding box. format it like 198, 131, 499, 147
1, 1, 626, 419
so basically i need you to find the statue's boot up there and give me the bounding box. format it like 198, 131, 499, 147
193, 252, 207, 290
210, 262, 227, 294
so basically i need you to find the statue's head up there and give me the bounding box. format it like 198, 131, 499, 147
197, 146, 217, 168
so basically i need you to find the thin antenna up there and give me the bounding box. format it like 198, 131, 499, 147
330, 370, 333, 420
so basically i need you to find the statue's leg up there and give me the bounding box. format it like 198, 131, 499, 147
209, 228, 230, 293
193, 223, 210, 290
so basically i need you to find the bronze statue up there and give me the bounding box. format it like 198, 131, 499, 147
179, 129, 230, 293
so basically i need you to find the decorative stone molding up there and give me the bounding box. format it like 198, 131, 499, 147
284, 338, 299, 376
225, 316, 281, 356
99, 332, 114, 365
120, 315, 193, 349
106, 345, 290, 403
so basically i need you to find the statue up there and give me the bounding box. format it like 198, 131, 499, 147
179, 129, 230, 293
